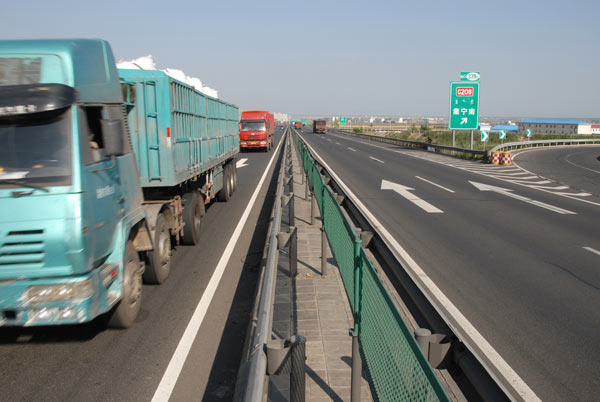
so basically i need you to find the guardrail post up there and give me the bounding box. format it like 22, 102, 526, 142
288, 226, 297, 277
288, 193, 295, 227
320, 227, 328, 277
351, 232, 363, 402
310, 194, 315, 226
290, 335, 306, 402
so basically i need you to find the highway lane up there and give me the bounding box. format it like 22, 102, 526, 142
299, 128, 600, 402
513, 146, 600, 197
0, 128, 285, 402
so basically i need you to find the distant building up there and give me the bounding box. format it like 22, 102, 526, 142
491, 124, 518, 133
591, 124, 600, 134
518, 120, 592, 136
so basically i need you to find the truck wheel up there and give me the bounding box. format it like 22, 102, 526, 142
144, 213, 171, 284
231, 163, 237, 193
217, 165, 231, 202
182, 192, 204, 245
108, 241, 143, 329
228, 163, 235, 195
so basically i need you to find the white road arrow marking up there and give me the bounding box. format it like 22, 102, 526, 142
381, 179, 443, 213
236, 158, 249, 168
583, 246, 600, 256
469, 181, 576, 215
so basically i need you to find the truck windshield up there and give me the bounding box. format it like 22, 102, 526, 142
0, 108, 72, 187
241, 121, 266, 132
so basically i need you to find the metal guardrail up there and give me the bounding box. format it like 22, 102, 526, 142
331, 128, 487, 160
333, 128, 600, 160
293, 128, 451, 402
234, 128, 306, 402
489, 138, 600, 154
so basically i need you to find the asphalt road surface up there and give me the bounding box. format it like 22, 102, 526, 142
0, 128, 285, 402
299, 128, 599, 402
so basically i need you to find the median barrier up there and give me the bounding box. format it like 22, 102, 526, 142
293, 128, 451, 402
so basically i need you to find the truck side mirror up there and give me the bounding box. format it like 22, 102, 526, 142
101, 119, 125, 157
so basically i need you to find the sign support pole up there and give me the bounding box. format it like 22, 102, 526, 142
470, 130, 473, 150
452, 130, 455, 147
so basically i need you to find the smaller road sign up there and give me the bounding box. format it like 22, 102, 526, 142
526, 129, 532, 138
481, 131, 489, 142
499, 130, 507, 140
339, 116, 346, 125
460, 71, 480, 82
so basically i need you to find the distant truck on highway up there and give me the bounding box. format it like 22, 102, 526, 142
0, 39, 239, 328
239, 110, 274, 151
313, 120, 327, 134
293, 121, 302, 130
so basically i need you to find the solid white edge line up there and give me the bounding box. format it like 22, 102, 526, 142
298, 132, 541, 402
151, 136, 284, 402
415, 176, 456, 193
583, 246, 600, 256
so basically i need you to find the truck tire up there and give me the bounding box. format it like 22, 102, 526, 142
228, 163, 235, 194
182, 192, 204, 245
108, 241, 143, 329
217, 165, 231, 202
144, 213, 171, 284
231, 162, 237, 193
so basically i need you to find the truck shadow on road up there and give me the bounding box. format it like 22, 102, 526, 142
0, 317, 108, 343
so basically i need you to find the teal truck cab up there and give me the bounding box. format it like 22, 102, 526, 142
0, 39, 239, 328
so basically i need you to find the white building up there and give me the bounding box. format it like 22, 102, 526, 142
518, 120, 592, 136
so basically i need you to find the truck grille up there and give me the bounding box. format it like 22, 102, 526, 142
0, 230, 45, 267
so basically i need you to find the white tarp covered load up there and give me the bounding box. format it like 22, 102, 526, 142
116, 55, 219, 99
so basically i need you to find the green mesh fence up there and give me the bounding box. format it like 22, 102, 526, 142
322, 187, 356, 309
293, 130, 450, 402
359, 251, 448, 401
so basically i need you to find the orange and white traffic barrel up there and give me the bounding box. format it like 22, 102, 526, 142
491, 151, 502, 165
501, 152, 512, 166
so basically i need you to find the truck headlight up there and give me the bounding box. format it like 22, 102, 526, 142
26, 279, 93, 303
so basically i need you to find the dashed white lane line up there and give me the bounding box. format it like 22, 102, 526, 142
583, 246, 600, 256
415, 176, 455, 193
150, 137, 283, 402
370, 156, 385, 164
335, 142, 341, 145
348, 147, 357, 152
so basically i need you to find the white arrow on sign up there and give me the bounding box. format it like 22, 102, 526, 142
460, 117, 468, 125
469, 181, 576, 215
236, 158, 249, 168
381, 180, 443, 213
481, 131, 489, 142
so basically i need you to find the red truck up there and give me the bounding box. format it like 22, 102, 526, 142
240, 110, 275, 151
313, 119, 327, 133
294, 121, 302, 130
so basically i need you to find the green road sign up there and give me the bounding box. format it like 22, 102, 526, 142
339, 116, 346, 125
526, 129, 532, 137
481, 131, 489, 142
449, 81, 480, 130
460, 71, 480, 82
499, 130, 506, 139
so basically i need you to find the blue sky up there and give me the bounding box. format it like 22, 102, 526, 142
2, 0, 599, 118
